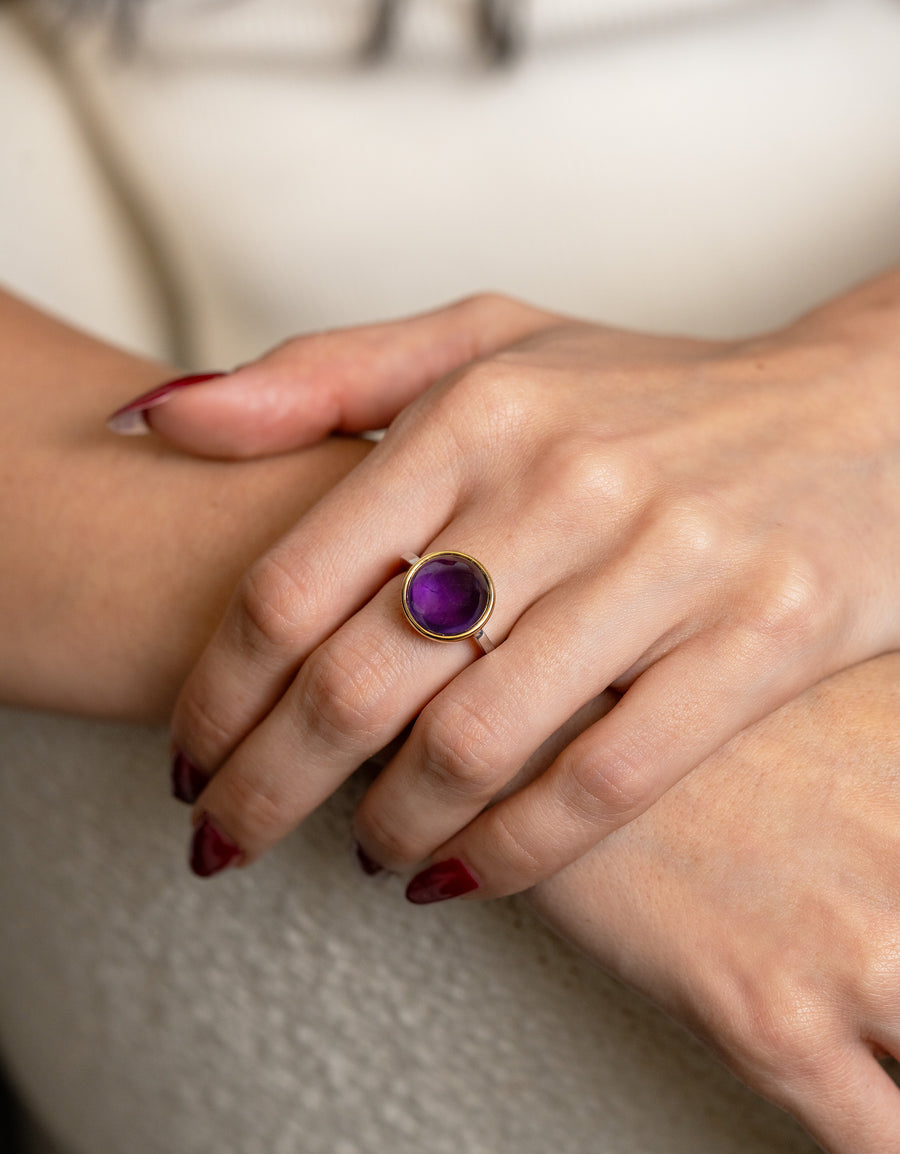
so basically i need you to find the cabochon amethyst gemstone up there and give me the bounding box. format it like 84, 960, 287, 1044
404, 553, 492, 639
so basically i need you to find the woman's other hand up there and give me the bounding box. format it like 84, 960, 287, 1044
127, 275, 900, 886
530, 653, 900, 1154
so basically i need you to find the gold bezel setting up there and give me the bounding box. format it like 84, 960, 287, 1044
401, 551, 495, 643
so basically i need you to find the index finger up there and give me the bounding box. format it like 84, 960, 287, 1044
170, 438, 457, 781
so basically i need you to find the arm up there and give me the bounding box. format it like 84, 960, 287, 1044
4, 284, 899, 1151
529, 653, 900, 1154
0, 286, 371, 721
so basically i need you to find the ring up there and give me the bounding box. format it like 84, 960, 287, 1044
400, 551, 496, 653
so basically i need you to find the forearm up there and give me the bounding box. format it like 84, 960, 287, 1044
0, 288, 371, 721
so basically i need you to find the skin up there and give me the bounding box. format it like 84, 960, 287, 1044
142, 275, 900, 900
0, 286, 370, 719
2, 284, 899, 1150
531, 655, 900, 1154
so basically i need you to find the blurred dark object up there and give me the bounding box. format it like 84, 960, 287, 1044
0, 1062, 22, 1153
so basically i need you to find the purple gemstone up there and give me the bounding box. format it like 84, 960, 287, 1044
404, 554, 491, 639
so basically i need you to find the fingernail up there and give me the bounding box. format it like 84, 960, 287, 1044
189, 815, 242, 878
405, 858, 478, 905
171, 747, 208, 806
106, 371, 226, 435
355, 842, 384, 877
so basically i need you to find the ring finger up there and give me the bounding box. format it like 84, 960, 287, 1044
351, 550, 708, 874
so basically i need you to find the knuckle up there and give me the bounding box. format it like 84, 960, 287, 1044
652, 499, 723, 574
846, 915, 900, 1014
455, 290, 548, 334
175, 689, 235, 767
480, 806, 545, 878
749, 559, 826, 649
418, 696, 507, 801
454, 290, 554, 334
563, 743, 654, 826
355, 801, 420, 867
300, 634, 400, 750
540, 440, 641, 511
220, 770, 291, 843
727, 985, 835, 1095
456, 359, 520, 412
457, 290, 512, 315
236, 553, 311, 656
439, 360, 534, 448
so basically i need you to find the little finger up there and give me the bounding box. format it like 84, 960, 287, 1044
776, 1044, 900, 1154
405, 624, 832, 902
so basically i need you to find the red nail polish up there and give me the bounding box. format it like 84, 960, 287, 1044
106, 372, 226, 435
355, 842, 384, 877
405, 858, 478, 905
171, 748, 208, 805
190, 815, 242, 878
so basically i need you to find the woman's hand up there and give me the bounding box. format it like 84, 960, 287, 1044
131, 275, 900, 888
529, 653, 900, 1154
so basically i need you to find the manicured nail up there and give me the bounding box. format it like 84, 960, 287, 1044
106, 371, 226, 435
171, 748, 208, 805
405, 858, 478, 905
355, 842, 384, 877
189, 815, 242, 878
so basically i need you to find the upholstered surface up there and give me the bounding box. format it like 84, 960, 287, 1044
0, 708, 818, 1154
3, 2, 900, 1150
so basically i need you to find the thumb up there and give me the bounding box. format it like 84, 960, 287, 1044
107, 294, 556, 460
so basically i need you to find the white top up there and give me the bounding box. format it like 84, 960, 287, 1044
2, 2, 900, 1152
